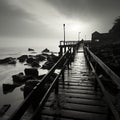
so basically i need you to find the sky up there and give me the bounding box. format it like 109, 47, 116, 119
0, 0, 120, 48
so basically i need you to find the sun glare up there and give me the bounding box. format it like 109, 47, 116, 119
68, 22, 86, 32
70, 24, 80, 31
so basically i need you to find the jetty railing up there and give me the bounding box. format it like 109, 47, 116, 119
8, 42, 80, 120
59, 40, 81, 56
84, 46, 120, 120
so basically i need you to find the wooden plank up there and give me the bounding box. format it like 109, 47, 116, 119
42, 107, 107, 120
58, 92, 101, 100
59, 88, 102, 95
62, 80, 94, 84
59, 85, 96, 91
47, 97, 106, 106
41, 115, 74, 120
59, 82, 93, 87
45, 102, 107, 114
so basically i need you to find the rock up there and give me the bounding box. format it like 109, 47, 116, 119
28, 48, 34, 51
31, 61, 40, 67
42, 48, 50, 53
36, 54, 46, 61
23, 80, 42, 109
8, 60, 16, 64
17, 55, 28, 62
12, 72, 30, 83
42, 61, 54, 70
47, 54, 59, 63
23, 80, 40, 98
3, 84, 19, 94
26, 57, 36, 64
0, 57, 16, 64
41, 54, 59, 70
24, 68, 38, 77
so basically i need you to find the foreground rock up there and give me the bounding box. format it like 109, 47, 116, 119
24, 68, 39, 77
23, 72, 58, 110
23, 80, 47, 109
23, 80, 40, 98
35, 54, 46, 61
31, 61, 40, 67
42, 54, 59, 70
23, 73, 57, 97
0, 57, 16, 64
12, 72, 32, 84
3, 84, 19, 94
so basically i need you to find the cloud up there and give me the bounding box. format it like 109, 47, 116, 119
0, 0, 57, 38
45, 0, 120, 21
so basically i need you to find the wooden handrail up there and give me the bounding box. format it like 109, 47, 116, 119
85, 46, 120, 88
31, 55, 71, 120
8, 42, 79, 120
84, 46, 120, 120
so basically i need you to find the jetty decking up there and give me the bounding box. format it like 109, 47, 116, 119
40, 46, 108, 120
8, 41, 120, 120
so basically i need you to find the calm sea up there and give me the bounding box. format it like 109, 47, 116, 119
0, 46, 59, 119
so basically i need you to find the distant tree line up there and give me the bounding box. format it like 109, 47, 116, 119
109, 16, 120, 40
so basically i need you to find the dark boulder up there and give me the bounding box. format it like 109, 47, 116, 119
23, 80, 42, 109
8, 60, 16, 64
42, 61, 54, 70
0, 57, 16, 64
28, 48, 34, 51
47, 54, 59, 63
23, 73, 58, 110
26, 57, 36, 64
17, 55, 28, 62
3, 84, 19, 94
12, 72, 29, 83
36, 54, 46, 61
24, 68, 38, 77
24, 80, 39, 97
31, 61, 40, 67
41, 54, 59, 70
42, 48, 50, 53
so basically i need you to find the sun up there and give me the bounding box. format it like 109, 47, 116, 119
68, 21, 86, 32
70, 24, 80, 31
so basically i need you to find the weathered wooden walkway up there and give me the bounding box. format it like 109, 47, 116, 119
8, 41, 120, 120
40, 46, 108, 120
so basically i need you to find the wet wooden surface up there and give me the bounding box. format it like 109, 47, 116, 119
41, 48, 108, 120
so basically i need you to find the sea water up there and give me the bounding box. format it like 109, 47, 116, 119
0, 46, 59, 118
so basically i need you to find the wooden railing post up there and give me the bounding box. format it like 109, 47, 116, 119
55, 80, 59, 94
62, 70, 65, 88
59, 46, 63, 57
94, 63, 98, 91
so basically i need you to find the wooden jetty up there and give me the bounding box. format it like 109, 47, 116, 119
7, 41, 120, 120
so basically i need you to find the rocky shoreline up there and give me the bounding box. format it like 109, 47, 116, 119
0, 48, 60, 113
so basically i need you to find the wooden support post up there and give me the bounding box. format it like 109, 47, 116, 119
64, 46, 66, 53
55, 80, 59, 94
107, 108, 113, 120
62, 70, 65, 88
94, 63, 98, 91
59, 47, 63, 57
